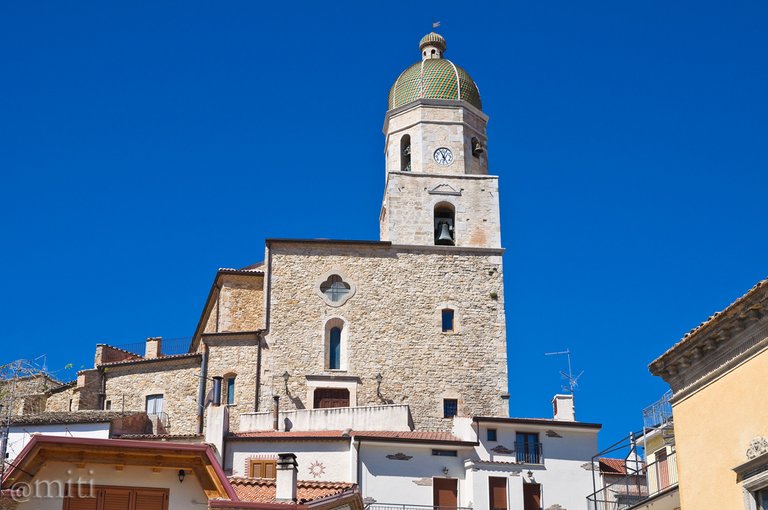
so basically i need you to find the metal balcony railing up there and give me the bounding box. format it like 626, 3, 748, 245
642, 390, 673, 430
366, 505, 472, 510
587, 452, 678, 510
515, 442, 543, 464
110, 337, 193, 357
148, 412, 169, 434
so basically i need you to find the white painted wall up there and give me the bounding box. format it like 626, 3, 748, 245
228, 440, 353, 482
359, 443, 470, 507
471, 421, 599, 510
240, 404, 411, 432
224, 419, 599, 509
13, 463, 208, 510
6, 425, 110, 461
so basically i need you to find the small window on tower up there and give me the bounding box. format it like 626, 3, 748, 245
443, 398, 458, 418
401, 134, 411, 172
442, 309, 455, 332
225, 375, 236, 405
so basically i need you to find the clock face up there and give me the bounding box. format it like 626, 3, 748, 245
433, 147, 454, 166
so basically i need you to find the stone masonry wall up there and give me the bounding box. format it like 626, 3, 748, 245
102, 356, 201, 434
45, 385, 76, 412
385, 101, 488, 177
205, 335, 261, 433
202, 274, 265, 335
261, 241, 509, 431
382, 173, 501, 248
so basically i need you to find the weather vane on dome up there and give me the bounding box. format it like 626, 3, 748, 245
432, 21, 441, 29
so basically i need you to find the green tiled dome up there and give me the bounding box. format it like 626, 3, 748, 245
388, 33, 482, 111
388, 58, 482, 111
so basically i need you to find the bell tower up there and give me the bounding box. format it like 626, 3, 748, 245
380, 33, 501, 249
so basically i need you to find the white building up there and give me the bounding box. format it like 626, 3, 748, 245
212, 393, 600, 509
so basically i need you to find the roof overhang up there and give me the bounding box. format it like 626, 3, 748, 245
473, 416, 602, 431
2, 435, 238, 501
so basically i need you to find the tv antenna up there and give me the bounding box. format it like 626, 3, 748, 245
544, 348, 584, 394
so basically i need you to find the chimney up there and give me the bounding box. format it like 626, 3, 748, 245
552, 394, 575, 421
145, 337, 162, 358
212, 376, 223, 407
273, 396, 280, 431
275, 453, 298, 502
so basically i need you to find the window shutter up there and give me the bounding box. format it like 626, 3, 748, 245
102, 488, 132, 510
63, 494, 99, 510
264, 461, 276, 479
134, 489, 167, 510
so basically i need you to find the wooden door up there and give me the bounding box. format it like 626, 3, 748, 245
313, 388, 350, 408
433, 478, 458, 509
489, 476, 508, 510
656, 449, 670, 489
523, 483, 541, 510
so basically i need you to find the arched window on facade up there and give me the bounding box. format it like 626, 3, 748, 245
434, 202, 456, 246
401, 134, 411, 172
324, 318, 346, 371
329, 327, 341, 370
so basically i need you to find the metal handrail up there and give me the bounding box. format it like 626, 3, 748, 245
514, 442, 544, 464
366, 505, 472, 510
587, 452, 678, 510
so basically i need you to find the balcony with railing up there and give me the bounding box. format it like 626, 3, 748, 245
514, 442, 543, 464
587, 451, 679, 510
642, 390, 673, 430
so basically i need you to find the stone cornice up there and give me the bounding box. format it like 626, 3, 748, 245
649, 279, 768, 398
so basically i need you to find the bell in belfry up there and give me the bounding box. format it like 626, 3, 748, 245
435, 220, 454, 245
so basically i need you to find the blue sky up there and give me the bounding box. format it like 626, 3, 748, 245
2, 1, 767, 448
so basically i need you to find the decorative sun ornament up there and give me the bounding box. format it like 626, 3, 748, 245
308, 461, 326, 479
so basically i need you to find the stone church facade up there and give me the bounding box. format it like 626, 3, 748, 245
4, 32, 603, 510
28, 31, 510, 436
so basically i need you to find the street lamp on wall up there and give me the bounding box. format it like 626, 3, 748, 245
178, 469, 185, 483
282, 371, 290, 392
375, 373, 383, 395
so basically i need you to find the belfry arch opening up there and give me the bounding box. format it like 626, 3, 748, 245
434, 202, 455, 246
401, 135, 411, 172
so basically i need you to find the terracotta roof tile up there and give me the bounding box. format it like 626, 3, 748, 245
351, 430, 466, 442
229, 430, 348, 440
9, 411, 145, 426
98, 352, 200, 367
599, 458, 627, 475
228, 477, 354, 504
228, 430, 471, 444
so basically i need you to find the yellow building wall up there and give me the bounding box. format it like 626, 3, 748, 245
672, 347, 768, 509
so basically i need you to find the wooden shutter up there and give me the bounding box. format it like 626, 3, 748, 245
433, 478, 458, 509
102, 488, 132, 510
63, 495, 99, 510
523, 483, 541, 510
134, 489, 167, 510
313, 388, 350, 409
250, 459, 277, 479
63, 485, 99, 510
489, 477, 508, 510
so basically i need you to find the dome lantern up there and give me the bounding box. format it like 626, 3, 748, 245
419, 32, 446, 60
